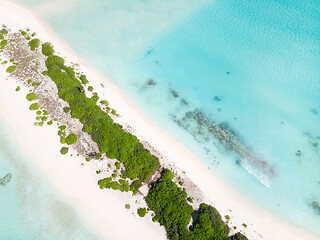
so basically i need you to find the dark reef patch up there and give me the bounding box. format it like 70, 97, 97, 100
310, 201, 320, 215
213, 96, 222, 102
181, 99, 188, 106
171, 90, 179, 98
172, 110, 275, 177
311, 108, 318, 115
0, 173, 12, 186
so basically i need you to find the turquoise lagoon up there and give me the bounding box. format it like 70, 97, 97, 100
14, 0, 320, 236
0, 117, 101, 239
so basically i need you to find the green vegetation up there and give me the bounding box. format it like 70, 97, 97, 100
15, 86, 20, 91
242, 223, 247, 228
86, 157, 90, 162
100, 100, 109, 106
41, 116, 48, 121
42, 42, 54, 56
187, 197, 193, 203
65, 133, 77, 145
146, 170, 247, 240
115, 161, 120, 169
60, 147, 68, 155
130, 180, 142, 195
179, 181, 184, 186
137, 208, 147, 217
20, 30, 27, 36
0, 33, 3, 40
125, 204, 130, 209
225, 215, 230, 221
1, 60, 7, 64
26, 92, 36, 101
63, 107, 70, 113
98, 177, 130, 192
80, 74, 88, 84
229, 233, 248, 240
0, 40, 7, 49
191, 203, 229, 240
45, 54, 160, 182
6, 65, 16, 73
28, 38, 40, 51
29, 103, 39, 110
88, 86, 93, 92
145, 170, 193, 239
47, 120, 53, 125
96, 170, 102, 174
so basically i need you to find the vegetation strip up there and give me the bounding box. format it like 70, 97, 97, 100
0, 27, 248, 240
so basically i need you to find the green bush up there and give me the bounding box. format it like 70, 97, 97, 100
0, 32, 3, 39
41, 116, 48, 121
42, 42, 54, 56
145, 172, 193, 239
130, 180, 142, 195
98, 177, 129, 192
137, 208, 147, 217
88, 86, 93, 92
162, 169, 174, 181
65, 133, 77, 145
6, 65, 16, 73
229, 233, 248, 240
0, 40, 7, 49
60, 147, 68, 155
115, 161, 120, 169
15, 86, 20, 91
29, 103, 39, 110
192, 203, 229, 240
187, 197, 193, 203
47, 120, 53, 125
100, 100, 109, 106
125, 204, 130, 209
26, 92, 36, 101
80, 75, 88, 84
28, 38, 40, 51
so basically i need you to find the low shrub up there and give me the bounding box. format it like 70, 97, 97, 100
28, 38, 40, 51
26, 92, 36, 101
42, 42, 54, 56
6, 65, 16, 73
137, 208, 147, 217
65, 133, 77, 145
60, 147, 68, 155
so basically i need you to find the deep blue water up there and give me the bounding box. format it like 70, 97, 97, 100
13, 0, 320, 236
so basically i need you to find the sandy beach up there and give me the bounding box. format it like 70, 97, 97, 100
0, 0, 319, 239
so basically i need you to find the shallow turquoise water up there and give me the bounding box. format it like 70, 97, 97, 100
13, 0, 320, 236
0, 117, 100, 239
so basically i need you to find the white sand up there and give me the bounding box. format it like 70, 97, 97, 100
0, 1, 318, 239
